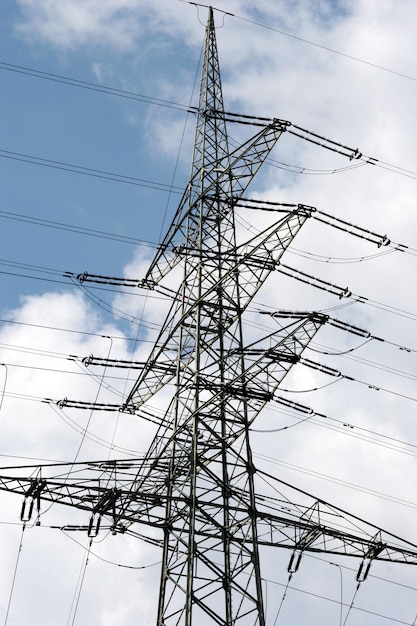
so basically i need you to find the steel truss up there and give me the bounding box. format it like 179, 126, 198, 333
1, 7, 417, 626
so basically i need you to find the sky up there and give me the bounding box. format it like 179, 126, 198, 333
1, 0, 417, 624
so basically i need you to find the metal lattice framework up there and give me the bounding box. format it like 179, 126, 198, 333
1, 8, 417, 626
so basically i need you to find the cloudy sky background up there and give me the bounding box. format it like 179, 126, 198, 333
2, 0, 417, 624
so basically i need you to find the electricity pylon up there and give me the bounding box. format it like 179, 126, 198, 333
1, 7, 417, 626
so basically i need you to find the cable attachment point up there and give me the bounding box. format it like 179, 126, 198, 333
82, 354, 94, 367
76, 271, 88, 283
339, 286, 352, 299
377, 234, 391, 247
287, 526, 322, 573
88, 488, 121, 537
356, 539, 385, 582
56, 397, 68, 409
349, 148, 363, 160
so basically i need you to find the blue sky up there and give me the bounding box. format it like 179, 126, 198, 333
1, 3, 198, 317
2, 1, 417, 625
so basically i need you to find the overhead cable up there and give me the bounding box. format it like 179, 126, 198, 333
0, 62, 191, 112
3, 61, 417, 183
230, 10, 417, 84
0, 149, 183, 194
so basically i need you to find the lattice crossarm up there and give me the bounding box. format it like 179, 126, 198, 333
124, 313, 325, 498
256, 510, 417, 572
146, 120, 286, 286
0, 472, 106, 530
125, 315, 325, 503
126, 211, 311, 411
237, 204, 313, 257
213, 120, 286, 197
0, 465, 169, 534
203, 313, 326, 423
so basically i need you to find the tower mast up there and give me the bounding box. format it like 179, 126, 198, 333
135, 9, 289, 623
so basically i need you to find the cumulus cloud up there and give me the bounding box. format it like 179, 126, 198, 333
14, 0, 144, 50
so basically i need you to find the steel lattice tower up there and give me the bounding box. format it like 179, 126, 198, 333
1, 8, 417, 626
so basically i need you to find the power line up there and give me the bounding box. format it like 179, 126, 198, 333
67, 536, 92, 626
4, 59, 417, 185
0, 316, 138, 342
3, 195, 417, 264
4, 524, 26, 626
0, 208, 158, 246
3, 344, 417, 462
307, 552, 417, 593
255, 453, 417, 511
0, 264, 173, 305
0, 149, 184, 194
2, 9, 417, 622
261, 573, 411, 625
0, 360, 138, 382
3, 0, 417, 97
229, 10, 417, 84
0, 62, 193, 113
61, 529, 161, 570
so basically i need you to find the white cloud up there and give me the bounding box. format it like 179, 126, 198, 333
15, 0, 144, 50
13, 0, 208, 52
